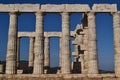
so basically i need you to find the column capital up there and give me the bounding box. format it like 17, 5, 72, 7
46, 36, 49, 38
44, 36, 50, 41
35, 11, 45, 16
44, 33, 49, 38
29, 36, 35, 39
9, 12, 20, 16
60, 12, 70, 16
111, 12, 120, 16
18, 37, 21, 39
87, 12, 95, 16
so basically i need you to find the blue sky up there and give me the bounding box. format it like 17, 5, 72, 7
0, 0, 119, 71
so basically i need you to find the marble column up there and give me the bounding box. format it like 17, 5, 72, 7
6, 12, 18, 74
61, 12, 71, 74
44, 37, 50, 67
113, 12, 120, 77
87, 12, 98, 74
17, 37, 20, 68
33, 12, 44, 74
29, 37, 35, 67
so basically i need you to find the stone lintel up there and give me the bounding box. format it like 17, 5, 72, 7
47, 32, 61, 37
0, 4, 118, 13
92, 4, 117, 12
14, 4, 40, 12
18, 31, 75, 38
0, 4, 16, 12
65, 4, 90, 12
0, 4, 40, 12
18, 32, 35, 37
41, 4, 65, 12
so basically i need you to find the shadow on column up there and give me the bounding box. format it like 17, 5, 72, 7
72, 62, 81, 73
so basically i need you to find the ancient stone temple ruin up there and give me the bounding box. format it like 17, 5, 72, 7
0, 4, 120, 80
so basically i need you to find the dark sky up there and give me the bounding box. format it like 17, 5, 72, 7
0, 0, 120, 71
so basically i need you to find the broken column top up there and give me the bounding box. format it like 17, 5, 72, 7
0, 4, 118, 13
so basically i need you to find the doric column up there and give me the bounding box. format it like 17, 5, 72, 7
113, 12, 120, 77
61, 12, 71, 74
82, 13, 89, 74
17, 37, 20, 68
6, 12, 18, 74
87, 12, 98, 74
44, 37, 50, 67
29, 37, 35, 67
33, 12, 44, 74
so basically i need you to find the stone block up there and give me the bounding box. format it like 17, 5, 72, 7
92, 4, 117, 12
57, 70, 61, 74
15, 4, 40, 12
65, 4, 90, 12
70, 31, 76, 37
103, 78, 116, 80
44, 69, 47, 74
72, 52, 78, 57
17, 69, 23, 74
72, 41, 77, 45
81, 44, 86, 50
87, 74, 102, 78
117, 78, 120, 80
41, 4, 65, 12
0, 4, 16, 12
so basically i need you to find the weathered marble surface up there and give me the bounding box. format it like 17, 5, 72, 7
0, 4, 117, 12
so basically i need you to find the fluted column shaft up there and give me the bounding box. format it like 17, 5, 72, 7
6, 12, 18, 74
113, 12, 120, 77
44, 37, 50, 67
33, 12, 44, 74
17, 37, 20, 68
87, 12, 98, 74
61, 12, 71, 74
29, 37, 35, 67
